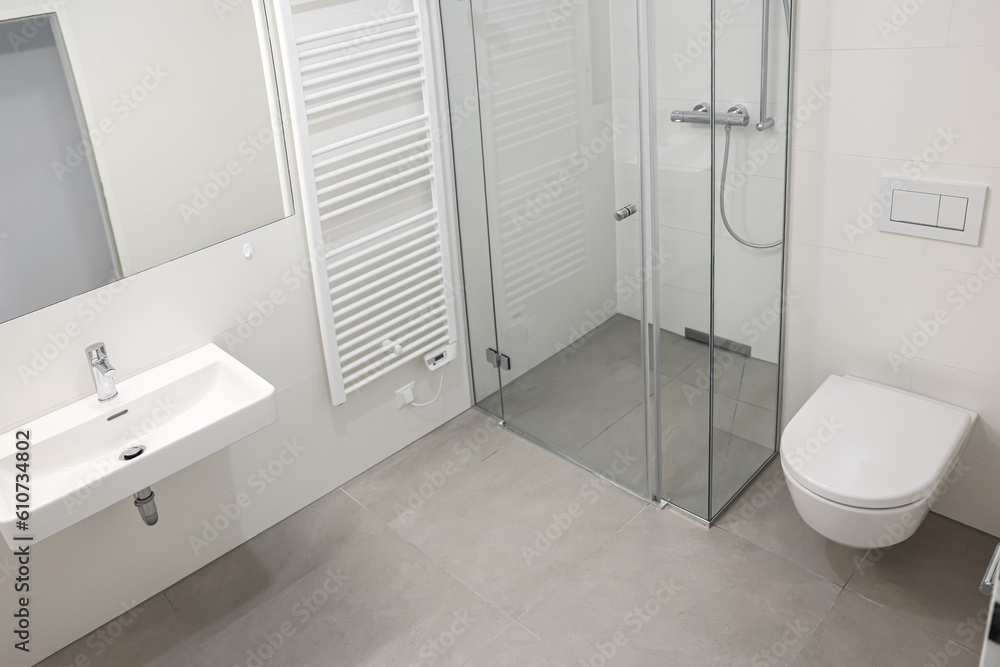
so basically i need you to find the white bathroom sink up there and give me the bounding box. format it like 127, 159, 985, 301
0, 344, 276, 549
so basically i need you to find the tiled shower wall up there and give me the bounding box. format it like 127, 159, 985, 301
613, 0, 789, 364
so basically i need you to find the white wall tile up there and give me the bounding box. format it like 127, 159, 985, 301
911, 360, 1000, 472
796, 0, 953, 51
824, 47, 1000, 166
948, 0, 1000, 47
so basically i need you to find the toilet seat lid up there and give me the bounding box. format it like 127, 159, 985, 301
780, 376, 976, 510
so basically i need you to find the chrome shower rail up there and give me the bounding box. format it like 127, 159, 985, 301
757, 0, 775, 131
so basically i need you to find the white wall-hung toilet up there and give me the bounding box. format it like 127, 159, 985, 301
780, 375, 977, 549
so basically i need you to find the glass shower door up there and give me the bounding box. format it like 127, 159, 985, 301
469, 0, 653, 497
647, 0, 791, 520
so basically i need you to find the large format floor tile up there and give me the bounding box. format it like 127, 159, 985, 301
164, 475, 384, 642
846, 512, 995, 651
790, 591, 979, 667
458, 623, 576, 667
385, 438, 646, 617
502, 358, 647, 451
192, 490, 510, 667
35, 408, 994, 666
36, 593, 209, 667
519, 507, 842, 667
717, 459, 867, 587
342, 408, 514, 525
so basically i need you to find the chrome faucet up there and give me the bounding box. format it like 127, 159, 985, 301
85, 342, 118, 401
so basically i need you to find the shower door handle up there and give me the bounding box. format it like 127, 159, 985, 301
614, 204, 637, 222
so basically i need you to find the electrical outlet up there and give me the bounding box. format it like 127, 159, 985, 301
395, 382, 416, 409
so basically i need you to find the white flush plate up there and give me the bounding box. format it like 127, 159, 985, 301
877, 175, 987, 246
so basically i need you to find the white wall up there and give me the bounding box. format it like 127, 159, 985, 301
0, 3, 472, 665
784, 0, 1000, 536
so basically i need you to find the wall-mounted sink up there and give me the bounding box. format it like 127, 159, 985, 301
0, 344, 276, 549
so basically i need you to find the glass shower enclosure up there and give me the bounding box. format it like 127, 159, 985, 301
441, 0, 793, 521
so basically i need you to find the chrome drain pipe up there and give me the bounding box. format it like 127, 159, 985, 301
134, 487, 158, 526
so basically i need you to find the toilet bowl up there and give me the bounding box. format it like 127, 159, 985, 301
780, 375, 977, 549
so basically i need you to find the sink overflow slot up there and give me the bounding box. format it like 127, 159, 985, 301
120, 445, 146, 461
107, 409, 129, 421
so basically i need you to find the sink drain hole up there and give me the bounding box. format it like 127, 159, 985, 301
120, 445, 146, 461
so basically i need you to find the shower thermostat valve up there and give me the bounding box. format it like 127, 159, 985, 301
424, 343, 458, 371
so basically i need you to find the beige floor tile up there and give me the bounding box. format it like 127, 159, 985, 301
165, 484, 382, 641
846, 512, 995, 651
390, 438, 645, 617
716, 459, 867, 586
502, 358, 646, 451
791, 590, 979, 667
343, 408, 513, 525
36, 594, 209, 667
193, 490, 509, 667
519, 507, 842, 667
459, 623, 576, 667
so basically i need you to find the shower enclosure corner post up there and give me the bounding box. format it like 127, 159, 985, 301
638, 0, 663, 506
775, 0, 796, 485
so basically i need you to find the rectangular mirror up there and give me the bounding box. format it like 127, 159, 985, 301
0, 0, 293, 324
